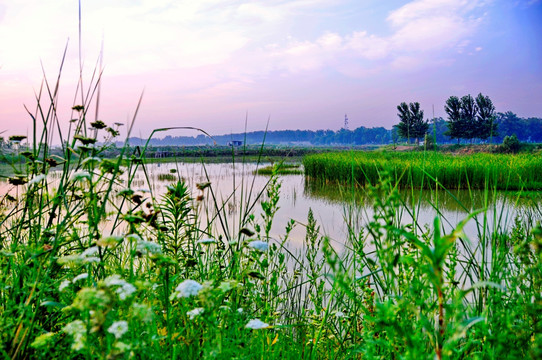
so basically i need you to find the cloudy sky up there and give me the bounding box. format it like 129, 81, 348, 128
0, 0, 541, 139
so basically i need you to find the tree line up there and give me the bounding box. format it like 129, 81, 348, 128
393, 93, 531, 145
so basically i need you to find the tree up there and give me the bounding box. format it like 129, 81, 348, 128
495, 112, 524, 141
394, 102, 429, 145
444, 96, 464, 143
409, 102, 429, 144
460, 95, 478, 142
475, 93, 497, 141
395, 102, 413, 144
445, 93, 497, 143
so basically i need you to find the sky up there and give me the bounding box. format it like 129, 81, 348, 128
0, 0, 541, 140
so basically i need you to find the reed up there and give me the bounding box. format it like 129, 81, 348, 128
303, 150, 542, 190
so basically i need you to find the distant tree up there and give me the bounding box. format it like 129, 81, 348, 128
475, 93, 498, 141
395, 102, 413, 143
409, 102, 429, 144
444, 96, 464, 143
494, 112, 524, 141
445, 94, 497, 143
460, 95, 478, 142
525, 117, 542, 143
394, 102, 429, 145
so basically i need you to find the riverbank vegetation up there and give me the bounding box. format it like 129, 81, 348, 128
2, 133, 541, 358
303, 150, 542, 190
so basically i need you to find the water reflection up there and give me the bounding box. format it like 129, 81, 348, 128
1, 162, 540, 250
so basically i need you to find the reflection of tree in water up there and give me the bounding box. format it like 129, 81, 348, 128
304, 179, 542, 213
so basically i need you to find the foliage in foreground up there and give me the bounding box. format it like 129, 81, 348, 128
1, 128, 541, 359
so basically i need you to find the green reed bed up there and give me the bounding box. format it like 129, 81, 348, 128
303, 151, 542, 190
255, 162, 303, 175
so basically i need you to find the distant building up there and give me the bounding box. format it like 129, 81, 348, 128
228, 140, 243, 147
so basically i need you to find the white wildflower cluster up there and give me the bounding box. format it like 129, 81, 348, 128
80, 157, 102, 166
97, 235, 123, 248
187, 307, 204, 320
70, 170, 91, 182
245, 319, 269, 329
196, 238, 217, 245
248, 240, 269, 252
72, 273, 88, 283
28, 174, 47, 186
108, 320, 129, 339
174, 279, 202, 298
63, 320, 86, 351
132, 303, 153, 323
59, 280, 71, 292
57, 246, 101, 266
127, 234, 162, 255
104, 275, 137, 300
81, 246, 100, 263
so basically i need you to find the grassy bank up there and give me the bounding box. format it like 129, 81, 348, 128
303, 150, 542, 190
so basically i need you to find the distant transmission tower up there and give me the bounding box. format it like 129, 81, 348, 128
344, 114, 349, 130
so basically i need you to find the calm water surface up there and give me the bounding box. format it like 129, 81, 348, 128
133, 162, 540, 249
1, 162, 539, 249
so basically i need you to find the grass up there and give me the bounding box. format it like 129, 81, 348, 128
255, 162, 303, 176
303, 150, 542, 190
1, 20, 541, 359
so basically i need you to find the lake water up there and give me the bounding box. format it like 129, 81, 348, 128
126, 162, 540, 249
1, 161, 539, 250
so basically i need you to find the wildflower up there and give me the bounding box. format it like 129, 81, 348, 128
59, 280, 71, 292
45, 157, 61, 167
30, 332, 55, 349
104, 275, 136, 300
81, 246, 100, 263
72, 273, 88, 283
90, 120, 107, 129
196, 238, 216, 245
245, 319, 269, 329
196, 182, 211, 190
8, 135, 26, 142
117, 282, 137, 300
132, 303, 153, 323
175, 279, 202, 298
218, 281, 234, 292
63, 320, 86, 351
28, 174, 46, 185
8, 176, 27, 186
70, 171, 91, 181
335, 311, 345, 318
108, 321, 129, 339
115, 341, 131, 352
135, 239, 162, 255
81, 157, 102, 166
97, 235, 123, 248
237, 308, 244, 314
73, 135, 97, 145
187, 307, 204, 320
104, 274, 125, 286
248, 240, 269, 252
